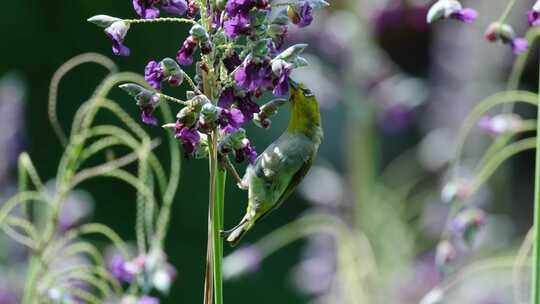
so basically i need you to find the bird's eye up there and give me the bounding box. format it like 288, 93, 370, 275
302, 88, 314, 97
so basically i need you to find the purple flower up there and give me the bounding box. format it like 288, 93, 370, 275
223, 52, 242, 73
235, 59, 273, 93
272, 67, 291, 96
224, 14, 252, 38
145, 61, 164, 90
177, 36, 198, 65
161, 0, 188, 16
289, 2, 314, 28
175, 123, 201, 156
225, 0, 255, 16
120, 84, 162, 126
133, 0, 161, 19
187, 0, 199, 18
138, 296, 160, 304
528, 10, 540, 26
449, 8, 478, 24
478, 114, 524, 135
219, 108, 245, 133
105, 21, 131, 56
218, 87, 236, 108
529, 1, 540, 26
380, 104, 415, 132
235, 139, 257, 164
511, 37, 528, 54
237, 94, 260, 121
108, 255, 134, 283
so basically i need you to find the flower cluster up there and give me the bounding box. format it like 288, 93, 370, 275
91, 0, 328, 164
133, 0, 188, 19
427, 0, 536, 55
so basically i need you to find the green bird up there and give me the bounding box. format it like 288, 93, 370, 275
223, 83, 323, 246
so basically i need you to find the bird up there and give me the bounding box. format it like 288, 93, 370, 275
222, 82, 323, 246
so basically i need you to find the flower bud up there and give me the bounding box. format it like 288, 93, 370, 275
87, 15, 122, 28
189, 95, 211, 111
484, 22, 515, 43
268, 24, 287, 37
200, 103, 220, 126
119, 83, 159, 107
190, 24, 210, 42
176, 107, 198, 128
271, 59, 292, 76
441, 179, 471, 203
161, 58, 184, 86
216, 0, 227, 11
253, 114, 271, 129
275, 44, 308, 61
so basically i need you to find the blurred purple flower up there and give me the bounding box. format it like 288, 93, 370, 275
223, 245, 262, 279
478, 114, 524, 136
528, 1, 540, 26
161, 0, 188, 16
272, 67, 291, 97
108, 255, 134, 283
0, 287, 18, 304
58, 189, 94, 232
138, 296, 160, 304
380, 104, 416, 132
450, 8, 477, 23
0, 74, 26, 190
511, 37, 528, 54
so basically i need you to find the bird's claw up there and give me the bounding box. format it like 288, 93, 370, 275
237, 182, 248, 190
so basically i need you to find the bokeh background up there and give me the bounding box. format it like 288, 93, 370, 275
2, 0, 540, 303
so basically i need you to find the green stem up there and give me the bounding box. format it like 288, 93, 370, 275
532, 54, 540, 304
498, 0, 518, 24
125, 17, 198, 25
213, 162, 226, 304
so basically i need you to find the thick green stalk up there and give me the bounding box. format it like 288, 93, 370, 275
532, 56, 540, 304
213, 160, 226, 304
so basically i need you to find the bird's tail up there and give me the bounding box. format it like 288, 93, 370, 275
221, 214, 253, 247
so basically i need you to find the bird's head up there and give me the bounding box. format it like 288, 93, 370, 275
287, 82, 322, 140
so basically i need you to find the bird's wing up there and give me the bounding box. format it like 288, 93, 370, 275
249, 134, 315, 219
